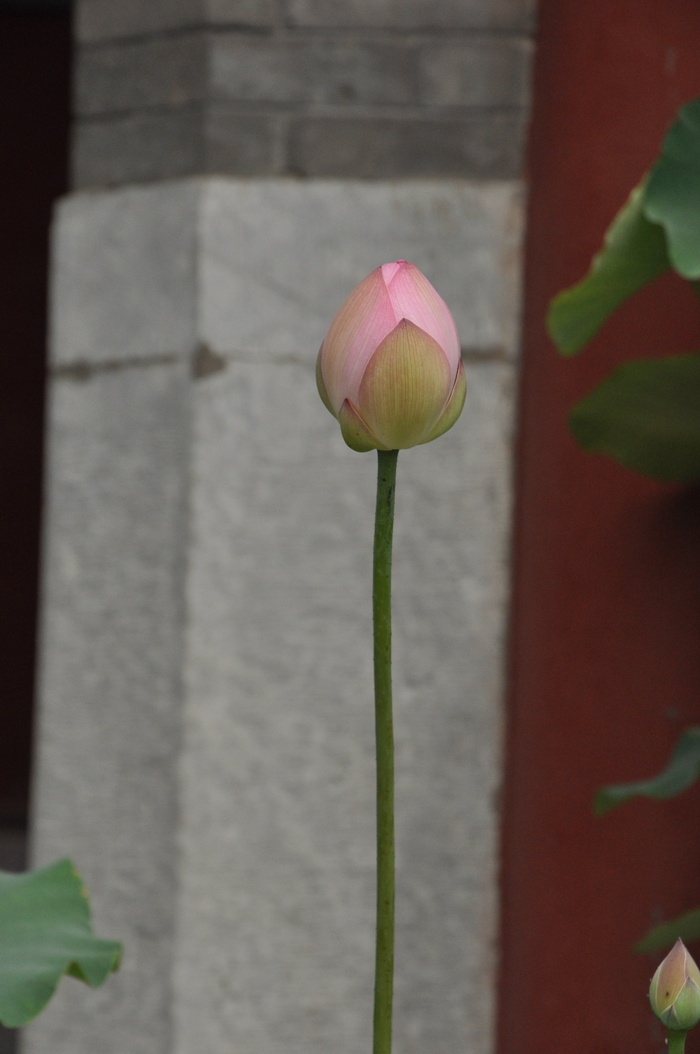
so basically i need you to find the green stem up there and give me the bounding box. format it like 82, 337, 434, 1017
668, 1030, 688, 1054
372, 448, 399, 1054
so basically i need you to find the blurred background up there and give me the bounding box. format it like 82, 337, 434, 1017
2, 2, 700, 1053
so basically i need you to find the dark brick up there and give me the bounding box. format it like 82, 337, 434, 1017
210, 34, 416, 106
286, 0, 536, 32
205, 0, 278, 25
71, 1, 534, 186
287, 113, 527, 178
76, 0, 277, 41
72, 108, 206, 187
76, 0, 203, 42
419, 39, 533, 108
72, 104, 284, 185
75, 34, 208, 115
204, 105, 284, 173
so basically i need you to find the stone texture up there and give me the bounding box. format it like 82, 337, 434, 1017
76, 0, 203, 42
287, 0, 536, 31
205, 106, 285, 173
75, 0, 534, 39
73, 106, 288, 188
26, 178, 524, 1054
197, 179, 524, 360
52, 179, 523, 370
74, 33, 531, 116
210, 34, 415, 105
75, 34, 208, 116
71, 4, 534, 186
76, 0, 276, 41
74, 105, 529, 185
288, 112, 527, 179
419, 38, 534, 108
72, 108, 207, 188
23, 364, 191, 1054
172, 353, 514, 1054
205, 0, 278, 24
50, 181, 200, 364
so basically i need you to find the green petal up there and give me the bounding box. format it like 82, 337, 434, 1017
358, 320, 451, 449
338, 399, 386, 452
420, 359, 467, 444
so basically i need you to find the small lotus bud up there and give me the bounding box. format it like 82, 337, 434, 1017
650, 939, 700, 1031
316, 260, 466, 452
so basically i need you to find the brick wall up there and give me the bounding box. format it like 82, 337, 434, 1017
73, 0, 535, 186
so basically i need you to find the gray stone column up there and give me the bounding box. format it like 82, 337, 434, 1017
24, 3, 533, 1053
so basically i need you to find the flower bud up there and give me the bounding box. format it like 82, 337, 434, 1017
650, 939, 700, 1031
316, 260, 466, 452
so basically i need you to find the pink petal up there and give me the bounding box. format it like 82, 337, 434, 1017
380, 260, 404, 284
382, 261, 460, 374
319, 267, 399, 411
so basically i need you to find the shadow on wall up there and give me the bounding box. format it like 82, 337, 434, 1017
0, 7, 70, 1049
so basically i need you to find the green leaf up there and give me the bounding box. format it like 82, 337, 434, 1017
645, 97, 700, 279
0, 858, 121, 1028
547, 180, 670, 355
636, 908, 700, 953
570, 353, 700, 482
595, 727, 700, 816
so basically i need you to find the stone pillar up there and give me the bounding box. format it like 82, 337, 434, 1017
24, 4, 533, 1054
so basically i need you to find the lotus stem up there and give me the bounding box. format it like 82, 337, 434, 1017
372, 448, 398, 1054
668, 1031, 688, 1054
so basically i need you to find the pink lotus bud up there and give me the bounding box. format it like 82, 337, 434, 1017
316, 261, 466, 452
650, 939, 700, 1031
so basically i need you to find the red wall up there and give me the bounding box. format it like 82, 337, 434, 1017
0, 13, 71, 819
499, 3, 700, 1053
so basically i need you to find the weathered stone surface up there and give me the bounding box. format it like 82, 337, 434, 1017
205, 0, 277, 24
27, 178, 524, 1054
76, 0, 276, 41
288, 111, 527, 179
71, 5, 534, 187
210, 34, 415, 105
419, 38, 534, 108
75, 32, 532, 117
74, 104, 528, 185
72, 107, 208, 188
73, 105, 287, 188
76, 0, 203, 42
75, 0, 534, 40
287, 0, 536, 31
50, 181, 200, 364
173, 353, 514, 1054
23, 364, 191, 1054
54, 179, 523, 368
198, 178, 524, 360
75, 34, 208, 116
205, 105, 285, 173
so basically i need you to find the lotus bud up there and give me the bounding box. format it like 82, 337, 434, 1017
650, 939, 700, 1031
316, 260, 466, 452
